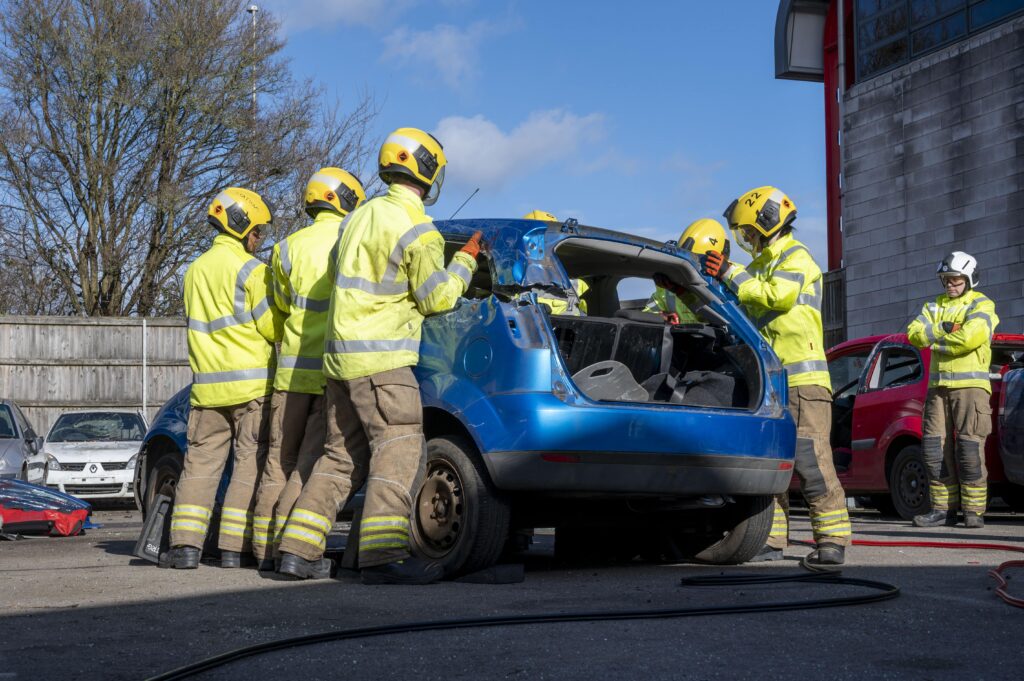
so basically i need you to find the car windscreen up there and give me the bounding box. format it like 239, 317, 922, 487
0, 405, 15, 439
48, 412, 145, 442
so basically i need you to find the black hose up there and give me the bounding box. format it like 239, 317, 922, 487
146, 570, 898, 681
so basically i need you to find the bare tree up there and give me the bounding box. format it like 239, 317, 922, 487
0, 0, 377, 316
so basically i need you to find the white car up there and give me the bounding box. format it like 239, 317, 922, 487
40, 410, 148, 500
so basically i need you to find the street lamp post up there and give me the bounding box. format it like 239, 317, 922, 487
246, 5, 259, 111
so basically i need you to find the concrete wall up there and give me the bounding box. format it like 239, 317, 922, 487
0, 316, 191, 434
841, 15, 1024, 339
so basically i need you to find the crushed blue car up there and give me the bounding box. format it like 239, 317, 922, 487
136, 217, 796, 575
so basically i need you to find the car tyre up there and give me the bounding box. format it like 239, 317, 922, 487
888, 444, 930, 520
145, 452, 183, 519
411, 435, 510, 578
668, 494, 773, 564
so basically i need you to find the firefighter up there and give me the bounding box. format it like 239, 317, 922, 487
276, 127, 481, 583
645, 218, 728, 324
249, 169, 366, 569
908, 252, 998, 528
524, 211, 589, 315
162, 188, 283, 569
662, 187, 851, 565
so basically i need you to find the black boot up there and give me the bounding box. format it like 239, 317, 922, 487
747, 546, 784, 563
278, 553, 333, 580
963, 511, 985, 529
804, 542, 845, 566
220, 551, 258, 568
159, 546, 200, 569
361, 556, 443, 585
912, 509, 957, 527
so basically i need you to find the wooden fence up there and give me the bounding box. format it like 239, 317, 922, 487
0, 316, 191, 435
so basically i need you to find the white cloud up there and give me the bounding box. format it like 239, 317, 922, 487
434, 110, 607, 190
273, 0, 416, 33
382, 21, 498, 90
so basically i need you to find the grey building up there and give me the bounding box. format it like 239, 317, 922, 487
775, 0, 1023, 344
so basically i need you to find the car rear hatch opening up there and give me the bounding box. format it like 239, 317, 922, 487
543, 237, 765, 411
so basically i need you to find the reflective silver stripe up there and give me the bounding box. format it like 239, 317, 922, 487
188, 311, 250, 334
279, 356, 324, 371
279, 239, 292, 277
335, 273, 407, 295
728, 269, 751, 294
250, 296, 271, 321
918, 316, 936, 344
384, 132, 422, 153
235, 259, 261, 314
773, 244, 809, 269
932, 343, 954, 354
293, 295, 330, 312
273, 279, 291, 307
308, 171, 342, 191
784, 360, 828, 375
324, 338, 420, 354
796, 279, 822, 310
773, 270, 805, 286
193, 368, 273, 384
930, 371, 990, 382
447, 260, 472, 286
384, 222, 437, 282
413, 270, 451, 303
967, 310, 994, 334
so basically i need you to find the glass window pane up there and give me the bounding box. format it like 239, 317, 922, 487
880, 349, 922, 389
969, 0, 1024, 29
912, 11, 968, 54
858, 36, 909, 78
856, 0, 905, 21
912, 0, 967, 26
858, 5, 909, 48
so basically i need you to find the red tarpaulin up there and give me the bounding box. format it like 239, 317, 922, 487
0, 478, 92, 537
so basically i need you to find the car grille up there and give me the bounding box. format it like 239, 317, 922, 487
58, 462, 87, 471
101, 462, 129, 471
64, 484, 124, 496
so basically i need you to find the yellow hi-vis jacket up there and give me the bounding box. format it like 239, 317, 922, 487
723, 233, 830, 390
643, 286, 699, 323
907, 289, 998, 393
322, 183, 478, 381
271, 211, 344, 394
539, 279, 589, 316
185, 234, 284, 407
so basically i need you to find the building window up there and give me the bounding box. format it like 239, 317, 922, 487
855, 0, 1024, 81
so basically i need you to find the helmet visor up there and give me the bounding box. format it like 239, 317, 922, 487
422, 166, 444, 206
730, 224, 760, 256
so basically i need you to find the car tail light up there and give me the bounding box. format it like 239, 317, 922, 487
778, 461, 793, 470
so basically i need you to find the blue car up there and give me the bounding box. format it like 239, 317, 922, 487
136, 217, 795, 575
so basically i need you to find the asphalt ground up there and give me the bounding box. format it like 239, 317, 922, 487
1, 505, 1022, 681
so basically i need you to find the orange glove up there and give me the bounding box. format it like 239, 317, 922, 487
460, 231, 483, 259
661, 311, 680, 325
704, 250, 730, 279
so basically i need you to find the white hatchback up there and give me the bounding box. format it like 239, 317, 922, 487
40, 410, 148, 500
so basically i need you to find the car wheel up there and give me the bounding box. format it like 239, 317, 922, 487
145, 452, 183, 519
1000, 484, 1024, 513
889, 444, 930, 520
668, 494, 773, 564
410, 435, 510, 578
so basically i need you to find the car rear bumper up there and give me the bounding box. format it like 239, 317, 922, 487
486, 451, 793, 496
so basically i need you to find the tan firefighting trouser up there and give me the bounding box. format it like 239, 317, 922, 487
278, 367, 426, 568
922, 387, 991, 514
169, 397, 271, 552
767, 385, 851, 549
250, 391, 326, 561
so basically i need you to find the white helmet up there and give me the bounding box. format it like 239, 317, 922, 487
937, 251, 978, 288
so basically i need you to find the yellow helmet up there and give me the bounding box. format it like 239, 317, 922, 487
678, 218, 728, 255
378, 127, 447, 205
723, 186, 797, 255
207, 187, 273, 240
304, 167, 365, 218
523, 210, 558, 221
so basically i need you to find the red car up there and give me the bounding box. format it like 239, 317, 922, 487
800, 333, 1024, 519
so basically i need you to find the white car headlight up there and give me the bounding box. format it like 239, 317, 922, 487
46, 454, 61, 471
126, 453, 138, 471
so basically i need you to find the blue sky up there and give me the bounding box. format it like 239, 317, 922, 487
271, 0, 829, 273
